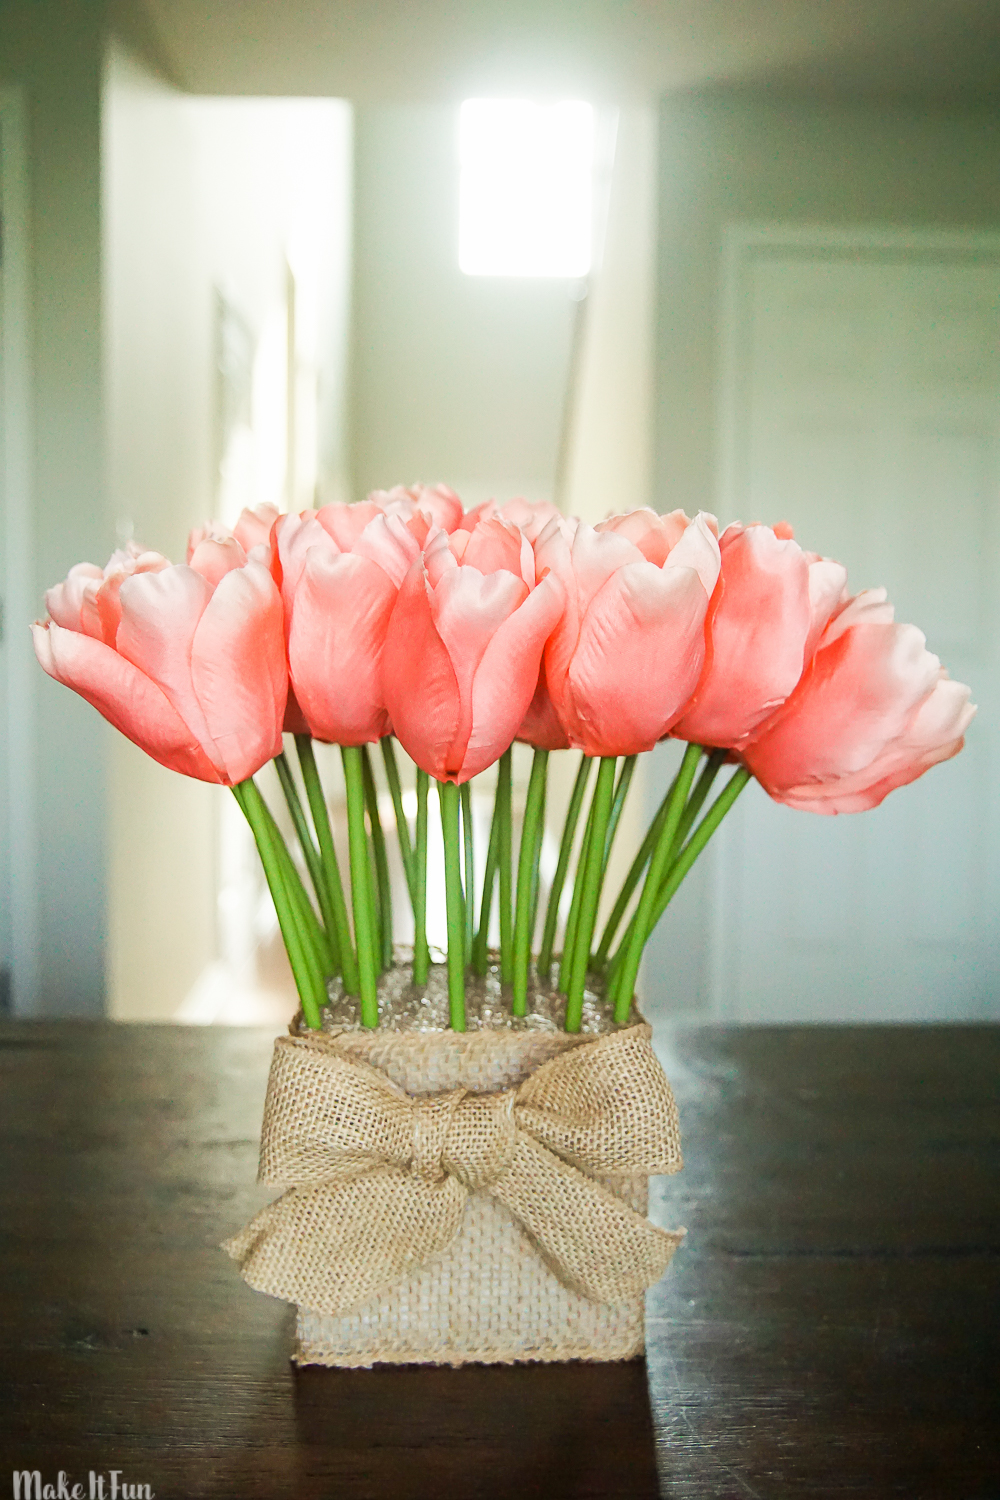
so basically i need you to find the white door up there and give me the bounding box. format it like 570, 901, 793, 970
714, 229, 1000, 1021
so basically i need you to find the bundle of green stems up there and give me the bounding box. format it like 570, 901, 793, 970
234, 736, 750, 1035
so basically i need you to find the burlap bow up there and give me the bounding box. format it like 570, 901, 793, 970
224, 1023, 685, 1315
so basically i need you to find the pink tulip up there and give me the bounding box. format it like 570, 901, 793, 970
34, 542, 286, 785
45, 542, 171, 645
742, 589, 975, 813
673, 522, 847, 749
382, 519, 565, 782
456, 496, 562, 542
188, 502, 281, 562
535, 508, 722, 758
275, 503, 421, 745
366, 483, 464, 544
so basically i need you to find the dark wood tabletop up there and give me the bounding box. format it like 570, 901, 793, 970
1, 1020, 997, 1499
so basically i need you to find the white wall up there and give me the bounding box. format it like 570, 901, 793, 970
0, 1, 108, 1016
646, 93, 1000, 1018
350, 103, 576, 505
103, 41, 353, 1019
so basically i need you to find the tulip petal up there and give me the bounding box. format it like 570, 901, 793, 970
233, 502, 280, 553
430, 565, 530, 772
275, 514, 340, 609
567, 560, 710, 755
517, 656, 571, 750
288, 549, 397, 745
116, 565, 219, 763
460, 517, 530, 582
662, 511, 721, 598
32, 621, 223, 783
189, 560, 287, 782
462, 572, 566, 778
412, 483, 464, 533
188, 536, 249, 588
745, 620, 945, 798
352, 512, 421, 589
804, 557, 849, 660
317, 501, 383, 552
45, 563, 104, 637
382, 562, 462, 778
675, 524, 811, 747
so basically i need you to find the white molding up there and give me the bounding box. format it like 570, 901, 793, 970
1, 85, 39, 1014
710, 220, 1000, 1022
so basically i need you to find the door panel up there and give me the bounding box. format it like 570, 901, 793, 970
718, 242, 1000, 1021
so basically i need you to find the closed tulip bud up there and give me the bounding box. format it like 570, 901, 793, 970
34, 543, 286, 785
274, 502, 422, 745
536, 508, 722, 758
742, 589, 975, 813
383, 520, 565, 782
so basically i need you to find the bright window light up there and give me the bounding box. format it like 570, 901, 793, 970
459, 99, 594, 278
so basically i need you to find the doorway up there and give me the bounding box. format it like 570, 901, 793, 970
714, 225, 1000, 1021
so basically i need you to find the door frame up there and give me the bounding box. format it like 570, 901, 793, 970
1, 85, 39, 1015
710, 221, 1000, 1020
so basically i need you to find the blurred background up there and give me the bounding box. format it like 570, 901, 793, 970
1, 0, 998, 1027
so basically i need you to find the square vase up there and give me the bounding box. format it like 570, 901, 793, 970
291, 1019, 657, 1369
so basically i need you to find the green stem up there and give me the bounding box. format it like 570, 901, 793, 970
381, 736, 415, 903
232, 780, 324, 1028
437, 779, 466, 1031
253, 786, 332, 977
603, 747, 725, 991
273, 751, 324, 902
603, 754, 637, 873
460, 781, 475, 964
513, 748, 549, 1016
538, 754, 592, 979
564, 757, 618, 1033
342, 746, 379, 1027
611, 766, 750, 1022
673, 747, 728, 850
558, 776, 599, 994
472, 795, 500, 975
593, 750, 718, 973
497, 749, 514, 985
527, 805, 546, 972
363, 745, 393, 971
412, 769, 430, 985
612, 743, 702, 1019
295, 735, 358, 995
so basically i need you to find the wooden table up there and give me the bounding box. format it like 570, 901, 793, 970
1, 1021, 997, 1498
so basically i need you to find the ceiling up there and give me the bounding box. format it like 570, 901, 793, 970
138, 0, 1000, 105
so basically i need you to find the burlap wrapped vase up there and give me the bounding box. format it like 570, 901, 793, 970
224, 975, 686, 1367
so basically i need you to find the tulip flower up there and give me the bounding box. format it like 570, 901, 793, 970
535, 508, 721, 758
366, 483, 464, 544
457, 496, 562, 543
34, 540, 286, 785
673, 522, 848, 749
44, 542, 171, 645
188, 502, 281, 562
274, 503, 421, 745
382, 519, 564, 782
742, 589, 975, 813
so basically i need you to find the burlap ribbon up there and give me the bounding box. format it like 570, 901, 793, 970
223, 1023, 685, 1314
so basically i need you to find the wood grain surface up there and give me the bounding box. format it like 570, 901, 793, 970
1, 1021, 997, 1498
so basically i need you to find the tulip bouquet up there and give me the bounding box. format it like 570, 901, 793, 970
34, 487, 974, 1034
33, 484, 975, 1368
